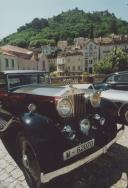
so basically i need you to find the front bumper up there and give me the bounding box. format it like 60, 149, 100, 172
40, 128, 124, 183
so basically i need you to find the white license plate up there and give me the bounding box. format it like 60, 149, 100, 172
63, 139, 95, 161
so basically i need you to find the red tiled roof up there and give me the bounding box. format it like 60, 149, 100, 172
2, 51, 16, 57
85, 36, 128, 45
0, 45, 32, 55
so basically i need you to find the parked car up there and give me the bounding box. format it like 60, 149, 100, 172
0, 70, 124, 188
95, 71, 128, 125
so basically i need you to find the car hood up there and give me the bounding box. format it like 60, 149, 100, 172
13, 84, 83, 97
101, 89, 128, 102
13, 85, 67, 97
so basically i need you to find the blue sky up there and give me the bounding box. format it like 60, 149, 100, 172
0, 0, 128, 39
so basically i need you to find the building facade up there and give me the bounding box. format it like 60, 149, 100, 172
57, 50, 84, 76
57, 41, 68, 50
83, 35, 128, 73
0, 52, 18, 71
0, 45, 49, 72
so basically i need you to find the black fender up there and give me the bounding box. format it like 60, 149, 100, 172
19, 112, 63, 173
19, 112, 59, 142
93, 98, 119, 122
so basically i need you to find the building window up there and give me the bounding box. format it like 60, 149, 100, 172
72, 66, 75, 71
5, 59, 9, 68
68, 66, 70, 71
89, 67, 93, 74
78, 66, 81, 70
42, 60, 45, 70
89, 60, 93, 64
89, 44, 93, 49
11, 59, 15, 68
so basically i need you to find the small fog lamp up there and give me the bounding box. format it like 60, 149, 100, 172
28, 104, 36, 113
80, 119, 91, 136
93, 114, 101, 120
100, 118, 106, 126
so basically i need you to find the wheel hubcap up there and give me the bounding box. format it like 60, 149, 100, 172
125, 110, 128, 122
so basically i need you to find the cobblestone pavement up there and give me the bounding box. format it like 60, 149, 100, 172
0, 127, 128, 188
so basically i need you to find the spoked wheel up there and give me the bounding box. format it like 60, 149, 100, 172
16, 132, 41, 188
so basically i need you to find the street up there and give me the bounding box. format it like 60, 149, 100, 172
0, 127, 128, 188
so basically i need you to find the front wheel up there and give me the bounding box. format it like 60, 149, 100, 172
121, 106, 128, 125
16, 132, 41, 188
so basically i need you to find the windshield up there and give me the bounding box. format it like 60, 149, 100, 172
114, 73, 128, 83
7, 73, 50, 89
105, 73, 128, 83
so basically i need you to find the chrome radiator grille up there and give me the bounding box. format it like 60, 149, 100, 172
66, 93, 86, 119
74, 93, 86, 118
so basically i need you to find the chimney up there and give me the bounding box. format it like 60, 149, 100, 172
33, 49, 39, 61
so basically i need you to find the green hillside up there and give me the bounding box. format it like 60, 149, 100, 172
1, 8, 128, 48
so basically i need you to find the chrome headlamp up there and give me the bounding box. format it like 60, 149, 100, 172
57, 98, 73, 118
90, 91, 101, 108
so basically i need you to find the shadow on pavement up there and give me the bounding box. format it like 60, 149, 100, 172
46, 143, 128, 188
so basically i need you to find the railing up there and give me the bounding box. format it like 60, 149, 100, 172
51, 74, 106, 85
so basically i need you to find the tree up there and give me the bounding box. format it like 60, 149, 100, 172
89, 24, 94, 39
9, 39, 28, 48
109, 19, 118, 34
2, 9, 128, 46
94, 48, 128, 74
49, 62, 56, 72
94, 57, 112, 74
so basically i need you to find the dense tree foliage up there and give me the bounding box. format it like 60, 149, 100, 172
49, 62, 56, 73
94, 48, 128, 74
1, 9, 128, 48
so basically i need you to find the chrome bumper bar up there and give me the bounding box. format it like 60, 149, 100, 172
40, 129, 124, 183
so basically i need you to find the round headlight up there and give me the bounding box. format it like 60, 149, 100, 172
90, 92, 101, 108
57, 98, 73, 118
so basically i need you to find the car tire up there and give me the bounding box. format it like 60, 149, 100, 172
16, 132, 42, 188
121, 106, 128, 125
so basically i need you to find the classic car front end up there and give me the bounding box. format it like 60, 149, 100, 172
0, 71, 125, 188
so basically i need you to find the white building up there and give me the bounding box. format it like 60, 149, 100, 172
57, 50, 84, 76
0, 45, 49, 72
74, 37, 87, 48
0, 52, 18, 71
57, 41, 68, 50
41, 45, 57, 56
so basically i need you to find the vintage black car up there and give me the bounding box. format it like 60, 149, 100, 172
0, 70, 124, 188
94, 71, 128, 125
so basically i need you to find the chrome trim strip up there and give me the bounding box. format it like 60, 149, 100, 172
40, 129, 124, 183
0, 108, 12, 116
0, 117, 17, 132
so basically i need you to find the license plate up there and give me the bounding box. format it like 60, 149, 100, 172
63, 139, 95, 161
